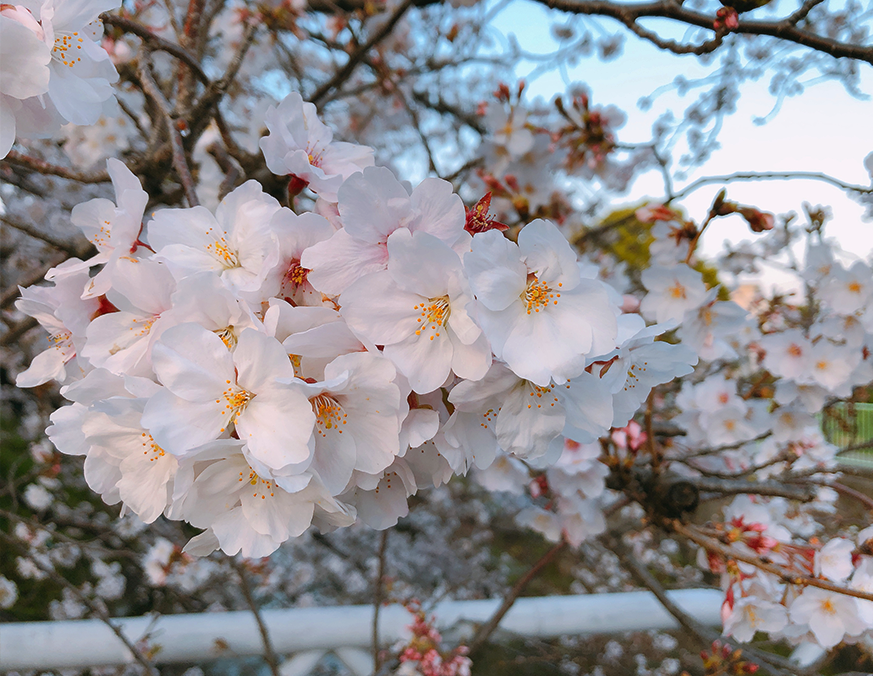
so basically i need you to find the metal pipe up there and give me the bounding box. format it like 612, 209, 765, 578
0, 589, 723, 670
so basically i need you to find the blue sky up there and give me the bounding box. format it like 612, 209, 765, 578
488, 0, 873, 287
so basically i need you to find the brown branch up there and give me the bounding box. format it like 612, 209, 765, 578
609, 534, 803, 676
694, 476, 815, 502
229, 558, 281, 676
467, 540, 566, 656
0, 317, 38, 347
373, 529, 389, 674
672, 170, 873, 202
1, 215, 86, 256
0, 529, 159, 675
101, 14, 209, 83
311, 0, 415, 107
536, 0, 873, 65
138, 53, 201, 207
3, 151, 110, 183
673, 521, 873, 603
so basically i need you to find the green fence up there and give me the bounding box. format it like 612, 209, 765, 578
821, 402, 873, 469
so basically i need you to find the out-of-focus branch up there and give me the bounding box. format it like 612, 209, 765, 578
101, 14, 209, 83
694, 476, 815, 501
1, 215, 86, 256
138, 53, 201, 207
467, 540, 566, 656
609, 534, 804, 676
311, 0, 416, 107
0, 529, 159, 675
672, 170, 873, 201
3, 151, 110, 183
536, 0, 873, 64
373, 529, 389, 674
229, 558, 281, 676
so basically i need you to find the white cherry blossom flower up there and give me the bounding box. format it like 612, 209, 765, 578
465, 220, 617, 386
259, 92, 374, 202
0, 7, 51, 157
15, 265, 99, 387
815, 538, 855, 582
302, 166, 468, 296
148, 181, 283, 297
788, 587, 866, 648
639, 264, 707, 323
340, 229, 490, 393
724, 596, 788, 643
143, 325, 315, 475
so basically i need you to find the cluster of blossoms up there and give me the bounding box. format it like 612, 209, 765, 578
713, 506, 873, 651
395, 601, 472, 676
0, 0, 120, 158
10, 73, 873, 663
15, 91, 697, 560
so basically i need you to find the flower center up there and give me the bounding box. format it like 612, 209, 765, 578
848, 281, 862, 294
52, 31, 84, 68
140, 432, 166, 461
238, 468, 275, 499
414, 295, 451, 340
787, 343, 803, 357
312, 393, 347, 436
220, 386, 253, 426
214, 326, 237, 350
668, 282, 687, 299
206, 237, 240, 269
526, 383, 559, 409
522, 275, 560, 315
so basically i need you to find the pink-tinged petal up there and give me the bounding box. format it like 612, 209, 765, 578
82, 311, 154, 377
233, 329, 295, 393
302, 228, 389, 297
310, 429, 357, 495
496, 386, 565, 459
409, 178, 466, 244
47, 403, 89, 456
384, 330, 453, 394
16, 344, 70, 387
560, 373, 614, 438
517, 219, 581, 291
0, 17, 51, 99
151, 323, 234, 400
465, 231, 527, 311
117, 453, 176, 523
241, 483, 314, 540
449, 329, 491, 382
236, 386, 315, 472
386, 229, 462, 298
340, 272, 421, 345
183, 529, 219, 556
83, 447, 121, 503
0, 98, 16, 158
70, 198, 116, 251
147, 205, 221, 255
107, 258, 174, 316
338, 166, 411, 243
212, 508, 282, 558
142, 389, 230, 455
355, 472, 409, 529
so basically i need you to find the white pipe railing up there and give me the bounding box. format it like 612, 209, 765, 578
0, 589, 723, 671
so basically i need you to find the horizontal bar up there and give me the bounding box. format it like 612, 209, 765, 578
0, 589, 723, 670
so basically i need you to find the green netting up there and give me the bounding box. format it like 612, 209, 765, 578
821, 402, 873, 469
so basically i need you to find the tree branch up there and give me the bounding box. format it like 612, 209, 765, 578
671, 170, 873, 201
229, 558, 282, 676
467, 540, 566, 656
535, 0, 873, 65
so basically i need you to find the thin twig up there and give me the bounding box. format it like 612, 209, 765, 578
138, 52, 201, 207
467, 540, 566, 656
671, 170, 873, 202
1, 215, 86, 256
311, 0, 415, 107
229, 557, 282, 676
609, 534, 803, 676
373, 529, 389, 674
0, 529, 158, 675
673, 521, 873, 603
3, 151, 110, 183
